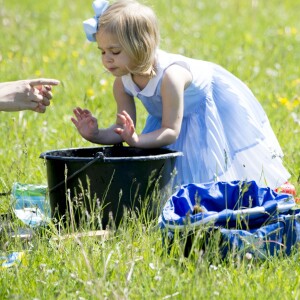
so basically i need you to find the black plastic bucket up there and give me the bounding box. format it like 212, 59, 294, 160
40, 145, 182, 228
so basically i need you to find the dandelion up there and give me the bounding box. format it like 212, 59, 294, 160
86, 88, 94, 98
278, 96, 300, 111
284, 26, 297, 35
293, 97, 300, 108
278, 96, 288, 105
48, 50, 58, 59
35, 70, 42, 76
72, 51, 79, 58
244, 33, 253, 43
278, 27, 298, 36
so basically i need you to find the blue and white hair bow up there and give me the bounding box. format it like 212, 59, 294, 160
83, 0, 109, 42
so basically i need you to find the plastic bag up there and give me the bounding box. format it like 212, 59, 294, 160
11, 182, 50, 227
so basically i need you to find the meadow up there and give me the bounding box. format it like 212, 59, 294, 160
0, 0, 300, 299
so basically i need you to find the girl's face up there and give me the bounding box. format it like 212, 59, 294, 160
96, 29, 134, 77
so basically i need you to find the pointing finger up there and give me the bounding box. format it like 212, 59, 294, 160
28, 78, 60, 87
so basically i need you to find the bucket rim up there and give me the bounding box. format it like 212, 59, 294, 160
39, 146, 183, 162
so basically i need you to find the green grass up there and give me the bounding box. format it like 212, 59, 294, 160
1, 0, 300, 299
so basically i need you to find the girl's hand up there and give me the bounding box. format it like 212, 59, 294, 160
71, 107, 99, 141
114, 110, 139, 146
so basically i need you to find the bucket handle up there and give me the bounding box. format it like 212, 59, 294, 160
49, 151, 105, 193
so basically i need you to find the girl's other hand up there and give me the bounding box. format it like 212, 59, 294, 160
71, 107, 99, 141
114, 110, 139, 146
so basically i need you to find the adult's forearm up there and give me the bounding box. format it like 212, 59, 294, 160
0, 82, 17, 110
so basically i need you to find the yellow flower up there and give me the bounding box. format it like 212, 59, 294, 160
244, 33, 253, 43
290, 27, 297, 35
86, 88, 94, 97
48, 50, 57, 59
278, 97, 288, 105
72, 51, 79, 58
284, 26, 298, 36
277, 95, 300, 111
278, 27, 298, 36
292, 97, 300, 108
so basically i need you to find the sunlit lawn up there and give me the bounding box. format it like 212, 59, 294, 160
0, 0, 300, 299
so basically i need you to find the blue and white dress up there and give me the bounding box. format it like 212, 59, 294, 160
121, 50, 290, 190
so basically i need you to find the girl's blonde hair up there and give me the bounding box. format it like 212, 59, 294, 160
98, 0, 160, 76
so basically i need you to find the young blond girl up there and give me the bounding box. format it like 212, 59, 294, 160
72, 0, 290, 190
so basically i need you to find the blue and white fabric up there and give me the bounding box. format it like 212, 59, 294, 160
159, 180, 299, 258
122, 50, 290, 189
